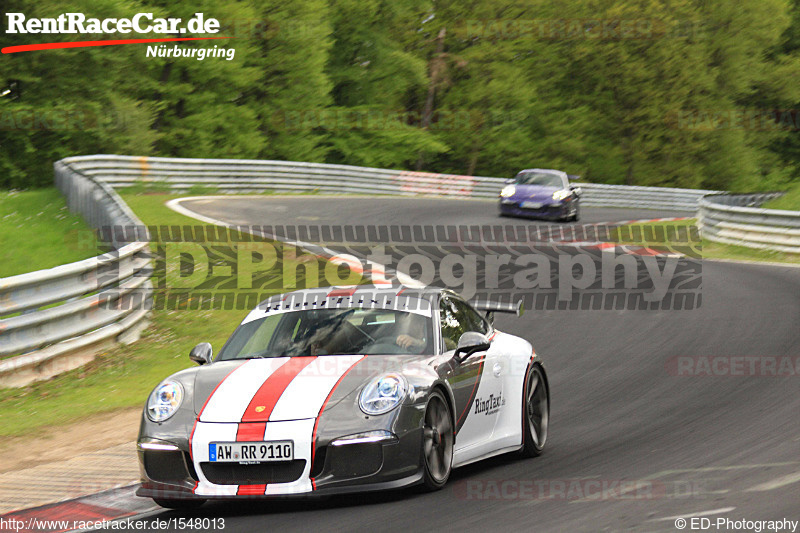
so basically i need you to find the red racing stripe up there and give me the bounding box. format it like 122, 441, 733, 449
236, 422, 267, 441
2, 36, 231, 54
188, 361, 247, 462
309, 356, 366, 479
241, 356, 317, 422
188, 362, 247, 495
237, 484, 267, 496
236, 422, 268, 496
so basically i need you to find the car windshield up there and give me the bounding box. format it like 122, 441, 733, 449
216, 308, 433, 360
515, 172, 563, 188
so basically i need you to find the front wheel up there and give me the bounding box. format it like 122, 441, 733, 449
561, 202, 579, 222
421, 390, 454, 490
520, 364, 549, 457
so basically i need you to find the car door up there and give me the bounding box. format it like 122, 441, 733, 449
439, 296, 503, 452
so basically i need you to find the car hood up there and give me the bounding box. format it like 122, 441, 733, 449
192, 354, 436, 423
511, 184, 560, 201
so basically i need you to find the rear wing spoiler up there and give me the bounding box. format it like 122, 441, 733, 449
567, 174, 581, 181
471, 300, 524, 317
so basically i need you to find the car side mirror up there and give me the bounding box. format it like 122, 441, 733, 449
504, 178, 515, 184
570, 185, 582, 197
453, 332, 491, 364
189, 342, 213, 365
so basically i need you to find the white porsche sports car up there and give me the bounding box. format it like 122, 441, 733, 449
137, 286, 549, 508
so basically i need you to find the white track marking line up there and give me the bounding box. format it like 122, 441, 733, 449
650, 507, 736, 522
746, 470, 800, 492
166, 197, 418, 288
643, 462, 800, 479
702, 258, 800, 269
166, 196, 235, 225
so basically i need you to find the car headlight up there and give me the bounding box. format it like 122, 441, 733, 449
500, 185, 516, 198
359, 373, 408, 415
552, 189, 570, 201
147, 380, 184, 422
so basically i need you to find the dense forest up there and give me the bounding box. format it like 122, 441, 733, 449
2, 0, 800, 191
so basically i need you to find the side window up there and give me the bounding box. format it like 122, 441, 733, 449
440, 297, 468, 352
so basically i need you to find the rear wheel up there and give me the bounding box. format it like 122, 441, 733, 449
421, 390, 454, 490
520, 364, 549, 457
153, 498, 206, 510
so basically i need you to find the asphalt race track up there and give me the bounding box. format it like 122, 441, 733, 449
128, 197, 800, 533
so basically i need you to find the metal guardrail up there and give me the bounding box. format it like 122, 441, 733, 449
576, 183, 719, 212
63, 154, 715, 212
0, 161, 152, 387
698, 193, 799, 253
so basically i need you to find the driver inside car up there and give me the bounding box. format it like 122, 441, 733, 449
394, 312, 428, 353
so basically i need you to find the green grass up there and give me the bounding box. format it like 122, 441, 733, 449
0, 189, 102, 278
701, 240, 800, 263
0, 192, 339, 438
120, 181, 219, 196
762, 182, 800, 211
611, 218, 800, 264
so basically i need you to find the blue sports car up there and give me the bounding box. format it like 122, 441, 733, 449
499, 169, 581, 222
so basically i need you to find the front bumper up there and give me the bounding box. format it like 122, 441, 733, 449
499, 198, 571, 219
137, 419, 424, 499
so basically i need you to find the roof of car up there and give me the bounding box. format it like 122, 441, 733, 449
258, 285, 446, 304
517, 168, 567, 177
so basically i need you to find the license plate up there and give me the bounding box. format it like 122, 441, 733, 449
521, 201, 543, 209
209, 441, 294, 463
